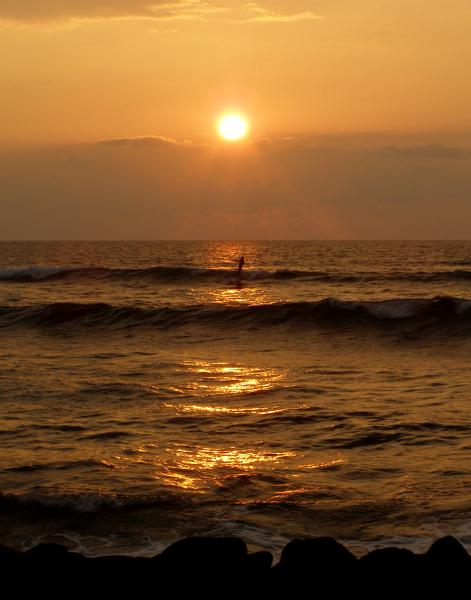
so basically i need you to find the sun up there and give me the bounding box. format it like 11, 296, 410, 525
218, 114, 249, 141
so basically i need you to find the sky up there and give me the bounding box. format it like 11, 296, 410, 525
1, 1, 471, 239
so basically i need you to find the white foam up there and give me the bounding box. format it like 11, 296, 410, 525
0, 266, 71, 281
366, 300, 419, 319
456, 299, 471, 315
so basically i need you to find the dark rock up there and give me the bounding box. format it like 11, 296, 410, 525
84, 555, 154, 599
239, 552, 274, 595
357, 547, 425, 598
23, 542, 70, 561
155, 537, 249, 595
0, 543, 21, 562
278, 537, 357, 571
424, 536, 471, 569
9, 544, 76, 600
3, 535, 470, 599
421, 536, 471, 592
159, 536, 247, 568
271, 537, 357, 593
360, 546, 419, 570
246, 551, 273, 571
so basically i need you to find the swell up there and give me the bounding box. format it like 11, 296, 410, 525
3, 265, 471, 284
0, 265, 314, 283
0, 490, 200, 515
1, 296, 470, 333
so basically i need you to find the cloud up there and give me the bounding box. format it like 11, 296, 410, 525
147, 1, 229, 22
376, 145, 471, 159
0, 0, 321, 25
243, 3, 322, 23
1, 135, 471, 240
93, 135, 184, 147
0, 1, 158, 22
0, 0, 228, 23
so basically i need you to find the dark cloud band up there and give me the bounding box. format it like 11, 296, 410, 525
0, 1, 172, 22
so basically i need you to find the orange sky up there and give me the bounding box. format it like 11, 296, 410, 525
1, 0, 471, 145
1, 1, 471, 239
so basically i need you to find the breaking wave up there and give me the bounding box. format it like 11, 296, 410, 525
0, 490, 198, 514
1, 296, 470, 333
0, 265, 315, 283
2, 265, 471, 284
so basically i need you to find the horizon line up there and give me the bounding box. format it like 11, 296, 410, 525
1, 239, 470, 243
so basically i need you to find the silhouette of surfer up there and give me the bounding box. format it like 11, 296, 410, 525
236, 255, 245, 288
237, 256, 245, 276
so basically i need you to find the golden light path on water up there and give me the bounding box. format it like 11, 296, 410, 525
208, 286, 272, 305
115, 358, 346, 498
155, 360, 298, 414
163, 403, 285, 416
156, 446, 297, 491
151, 361, 290, 399
113, 444, 345, 496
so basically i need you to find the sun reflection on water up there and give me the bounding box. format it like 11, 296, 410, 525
136, 358, 344, 499
154, 360, 288, 399
154, 445, 298, 491
163, 402, 285, 416
110, 444, 345, 501
208, 286, 272, 306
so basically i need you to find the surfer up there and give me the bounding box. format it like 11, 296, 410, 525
237, 255, 245, 277
236, 255, 245, 288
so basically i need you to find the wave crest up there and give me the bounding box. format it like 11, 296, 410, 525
1, 296, 470, 333
2, 265, 471, 284
0, 490, 196, 514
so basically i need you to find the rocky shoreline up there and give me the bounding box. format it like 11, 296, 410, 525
2, 535, 470, 598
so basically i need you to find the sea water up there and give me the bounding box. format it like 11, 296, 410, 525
0, 241, 470, 557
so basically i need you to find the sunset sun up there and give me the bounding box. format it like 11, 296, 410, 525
218, 114, 249, 141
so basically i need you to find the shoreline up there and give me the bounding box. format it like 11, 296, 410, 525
2, 535, 469, 597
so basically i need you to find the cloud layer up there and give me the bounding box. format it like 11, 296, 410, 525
0, 0, 320, 24
1, 135, 471, 240
0, 0, 158, 21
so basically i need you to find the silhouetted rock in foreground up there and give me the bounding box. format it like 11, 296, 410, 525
0, 535, 469, 599
23, 542, 71, 561
279, 536, 357, 570
159, 535, 247, 569
271, 537, 357, 593
425, 535, 471, 569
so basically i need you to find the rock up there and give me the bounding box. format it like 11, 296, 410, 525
360, 546, 419, 570
84, 556, 153, 599
9, 544, 75, 599
278, 537, 357, 571
271, 537, 357, 593
358, 547, 425, 597
23, 543, 70, 561
246, 551, 273, 572
421, 536, 471, 592
0, 543, 21, 562
159, 536, 247, 569
424, 536, 471, 569
152, 537, 249, 595
3, 535, 469, 599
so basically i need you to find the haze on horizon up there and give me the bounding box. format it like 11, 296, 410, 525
1, 0, 471, 240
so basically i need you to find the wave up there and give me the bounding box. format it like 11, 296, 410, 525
3, 265, 471, 284
0, 265, 315, 284
1, 296, 470, 334
0, 490, 198, 514
0, 266, 76, 282
443, 260, 471, 266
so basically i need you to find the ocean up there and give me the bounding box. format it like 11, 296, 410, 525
0, 240, 470, 558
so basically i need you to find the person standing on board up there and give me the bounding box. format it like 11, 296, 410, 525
236, 255, 245, 288
237, 255, 245, 277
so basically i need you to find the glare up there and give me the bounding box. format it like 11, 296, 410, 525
218, 114, 249, 141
